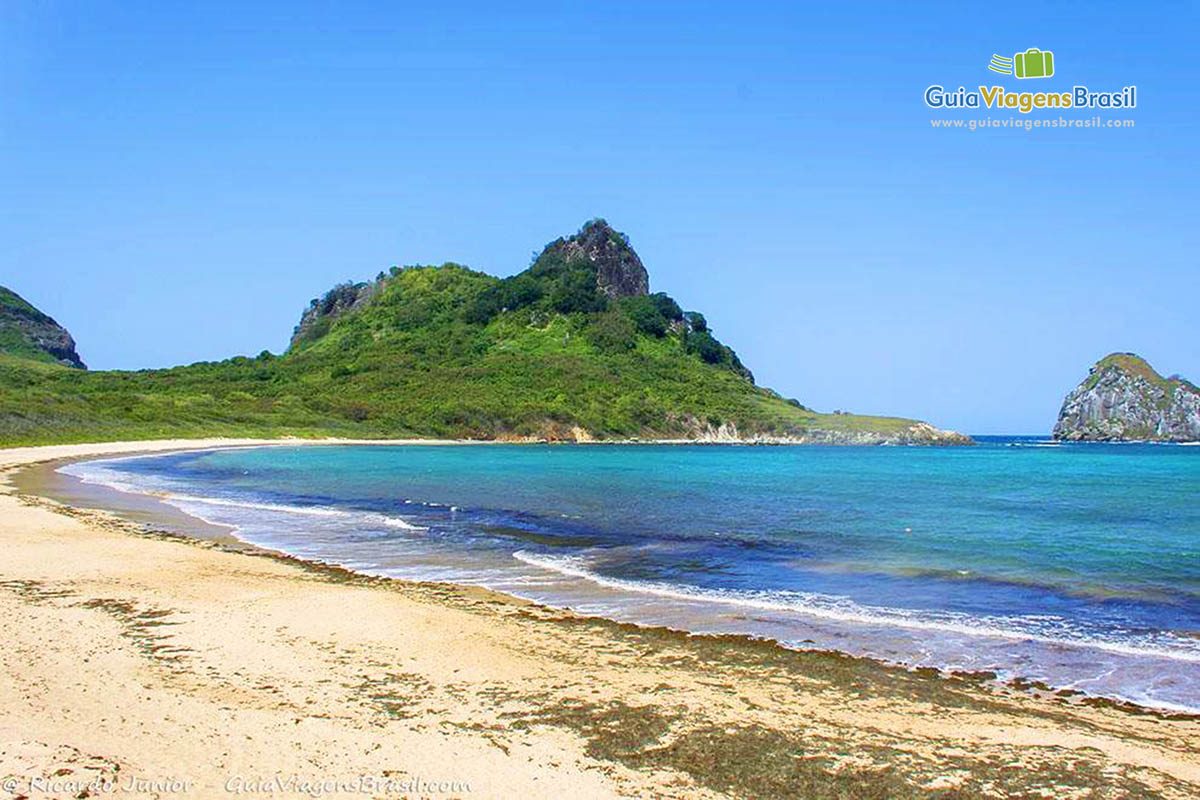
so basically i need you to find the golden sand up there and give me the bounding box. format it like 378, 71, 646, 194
1, 440, 1198, 798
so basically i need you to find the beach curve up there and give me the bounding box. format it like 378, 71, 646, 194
2, 439, 1200, 798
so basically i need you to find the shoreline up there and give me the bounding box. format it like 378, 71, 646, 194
35, 440, 1200, 715
13, 439, 1200, 714
15, 450, 1069, 706
0, 423, 975, 452
3, 439, 1199, 797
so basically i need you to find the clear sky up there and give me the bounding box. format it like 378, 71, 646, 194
2, 2, 1196, 434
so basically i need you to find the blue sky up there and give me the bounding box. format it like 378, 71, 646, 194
2, 2, 1196, 434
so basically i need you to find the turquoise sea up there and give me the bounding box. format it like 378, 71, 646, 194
62, 438, 1200, 711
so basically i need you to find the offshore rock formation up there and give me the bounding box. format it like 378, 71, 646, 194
1052, 353, 1200, 442
0, 286, 86, 368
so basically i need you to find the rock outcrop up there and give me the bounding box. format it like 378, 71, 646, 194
0, 286, 86, 368
1052, 353, 1200, 442
540, 219, 649, 298
678, 418, 971, 446
290, 280, 382, 350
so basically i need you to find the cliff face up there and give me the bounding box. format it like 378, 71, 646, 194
0, 286, 86, 368
1052, 353, 1200, 442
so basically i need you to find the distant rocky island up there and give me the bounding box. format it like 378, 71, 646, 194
1053, 353, 1200, 442
0, 220, 969, 446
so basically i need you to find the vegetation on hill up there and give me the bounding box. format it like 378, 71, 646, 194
0, 221, 967, 446
1082, 353, 1199, 399
0, 286, 86, 369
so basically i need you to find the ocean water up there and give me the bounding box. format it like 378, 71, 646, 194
61, 439, 1200, 711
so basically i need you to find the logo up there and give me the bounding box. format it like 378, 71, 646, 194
924, 48, 1136, 115
989, 48, 1055, 79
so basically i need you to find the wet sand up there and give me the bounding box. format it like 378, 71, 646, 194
2, 439, 1199, 799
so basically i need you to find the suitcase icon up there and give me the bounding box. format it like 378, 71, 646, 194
1014, 48, 1054, 79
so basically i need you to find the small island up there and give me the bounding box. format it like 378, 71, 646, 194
1053, 352, 1200, 442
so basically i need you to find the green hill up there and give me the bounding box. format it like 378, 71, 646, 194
0, 220, 968, 446
0, 287, 86, 369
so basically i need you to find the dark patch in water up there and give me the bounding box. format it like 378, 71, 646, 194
480, 525, 602, 548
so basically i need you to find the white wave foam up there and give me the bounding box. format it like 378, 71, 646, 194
170, 495, 426, 530
60, 454, 1200, 712
60, 462, 425, 531
513, 551, 1200, 664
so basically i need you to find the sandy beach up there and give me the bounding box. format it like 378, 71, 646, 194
2, 440, 1199, 799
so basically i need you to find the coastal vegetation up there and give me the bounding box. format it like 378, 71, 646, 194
0, 221, 964, 446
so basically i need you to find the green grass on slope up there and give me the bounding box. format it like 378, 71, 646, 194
1084, 352, 1200, 407
0, 287, 41, 316
1086, 353, 1166, 390
0, 330, 61, 366
0, 288, 65, 366
0, 265, 927, 446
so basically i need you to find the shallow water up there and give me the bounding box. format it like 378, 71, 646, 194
61, 439, 1200, 711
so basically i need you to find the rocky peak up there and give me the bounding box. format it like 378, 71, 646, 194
1052, 352, 1200, 442
289, 279, 383, 350
0, 286, 86, 368
545, 219, 649, 298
